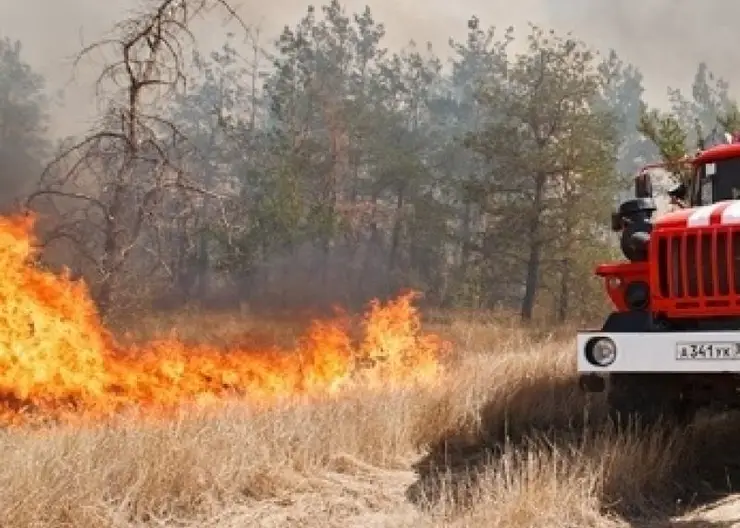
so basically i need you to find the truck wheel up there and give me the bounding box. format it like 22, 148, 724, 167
607, 373, 694, 429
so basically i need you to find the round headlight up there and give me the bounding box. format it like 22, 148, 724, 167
625, 281, 649, 310
586, 337, 617, 367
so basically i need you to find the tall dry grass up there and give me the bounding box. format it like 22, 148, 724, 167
2, 311, 740, 527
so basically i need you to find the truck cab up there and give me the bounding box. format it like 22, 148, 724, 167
668, 141, 740, 207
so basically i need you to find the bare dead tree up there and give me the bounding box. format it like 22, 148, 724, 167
27, 0, 246, 316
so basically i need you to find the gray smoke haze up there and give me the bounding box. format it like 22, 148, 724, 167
548, 1, 740, 110
0, 0, 737, 138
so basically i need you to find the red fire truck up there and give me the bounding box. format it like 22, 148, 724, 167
578, 133, 740, 425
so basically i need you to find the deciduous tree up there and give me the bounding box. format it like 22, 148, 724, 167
28, 0, 247, 316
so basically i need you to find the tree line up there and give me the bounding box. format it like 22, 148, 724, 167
1, 0, 737, 322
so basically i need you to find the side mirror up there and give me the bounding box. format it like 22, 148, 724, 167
635, 172, 653, 198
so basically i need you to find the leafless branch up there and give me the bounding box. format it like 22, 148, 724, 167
29, 0, 251, 315
26, 189, 110, 216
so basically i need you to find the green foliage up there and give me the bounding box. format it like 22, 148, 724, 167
153, 4, 657, 319
48, 0, 701, 319
462, 24, 621, 319
638, 108, 689, 179
640, 62, 740, 186
668, 62, 735, 146
596, 50, 657, 180
717, 103, 740, 135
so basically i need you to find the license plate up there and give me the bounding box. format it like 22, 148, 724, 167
676, 342, 740, 360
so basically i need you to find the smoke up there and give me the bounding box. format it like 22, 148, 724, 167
546, 0, 740, 108
1, 0, 738, 138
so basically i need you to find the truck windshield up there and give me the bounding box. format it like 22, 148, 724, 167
698, 156, 740, 204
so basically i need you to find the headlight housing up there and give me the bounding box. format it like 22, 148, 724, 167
625, 281, 649, 310
585, 337, 617, 367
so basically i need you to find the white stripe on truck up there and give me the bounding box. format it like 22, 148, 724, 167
721, 201, 740, 224
686, 203, 720, 227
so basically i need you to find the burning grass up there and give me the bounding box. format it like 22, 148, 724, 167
3, 214, 740, 526
0, 214, 445, 426
4, 315, 740, 527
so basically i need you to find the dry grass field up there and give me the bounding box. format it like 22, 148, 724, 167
3, 310, 740, 528
4, 214, 740, 527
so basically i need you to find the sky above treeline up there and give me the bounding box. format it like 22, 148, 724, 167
1, 0, 737, 138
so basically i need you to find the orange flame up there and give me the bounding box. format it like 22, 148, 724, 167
0, 214, 446, 427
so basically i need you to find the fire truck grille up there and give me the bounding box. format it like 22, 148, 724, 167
656, 230, 740, 300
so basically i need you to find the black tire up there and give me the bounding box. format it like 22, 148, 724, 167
607, 373, 695, 430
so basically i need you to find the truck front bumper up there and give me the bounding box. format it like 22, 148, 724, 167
577, 330, 740, 373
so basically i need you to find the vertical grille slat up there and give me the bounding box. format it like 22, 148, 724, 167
687, 233, 699, 296
671, 235, 682, 297
701, 233, 713, 296
729, 232, 735, 294
712, 231, 721, 296
734, 232, 740, 294
720, 232, 731, 295
680, 232, 689, 297
658, 237, 669, 297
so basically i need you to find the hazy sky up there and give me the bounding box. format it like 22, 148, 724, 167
1, 0, 739, 137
